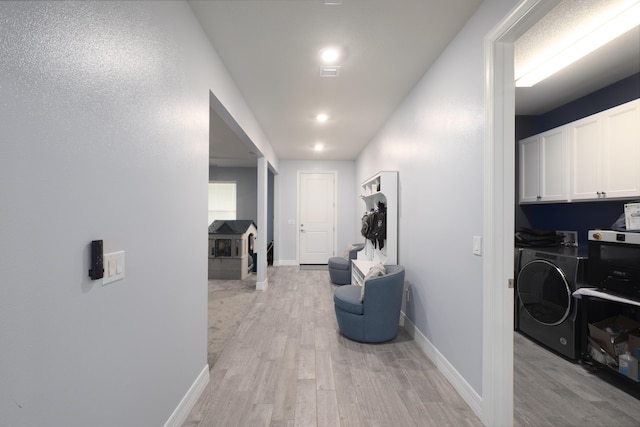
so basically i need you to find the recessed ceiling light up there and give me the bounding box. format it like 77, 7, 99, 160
316, 113, 329, 123
320, 48, 340, 63
314, 143, 324, 152
324, 0, 342, 5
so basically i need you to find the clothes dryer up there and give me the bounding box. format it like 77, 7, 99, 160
516, 246, 588, 360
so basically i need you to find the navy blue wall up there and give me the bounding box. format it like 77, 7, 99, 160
515, 73, 640, 246
519, 73, 640, 138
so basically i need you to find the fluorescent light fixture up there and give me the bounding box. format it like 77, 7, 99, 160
516, 1, 640, 87
320, 48, 340, 63
323, 0, 342, 5
314, 143, 324, 152
316, 113, 329, 123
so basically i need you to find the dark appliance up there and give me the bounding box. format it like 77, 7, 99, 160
516, 246, 588, 360
588, 230, 640, 299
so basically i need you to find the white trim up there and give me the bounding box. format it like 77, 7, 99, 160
163, 364, 210, 427
257, 157, 269, 290
483, 1, 555, 425
401, 313, 482, 419
256, 278, 268, 290
296, 170, 338, 264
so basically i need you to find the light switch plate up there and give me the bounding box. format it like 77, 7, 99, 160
103, 251, 125, 285
473, 236, 482, 256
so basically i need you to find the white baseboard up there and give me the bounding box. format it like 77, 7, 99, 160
256, 278, 268, 290
400, 312, 483, 420
276, 259, 298, 266
164, 364, 210, 427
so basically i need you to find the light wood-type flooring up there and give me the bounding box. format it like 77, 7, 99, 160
183, 266, 640, 426
514, 331, 640, 426
183, 266, 482, 426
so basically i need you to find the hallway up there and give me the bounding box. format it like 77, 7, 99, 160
183, 266, 482, 426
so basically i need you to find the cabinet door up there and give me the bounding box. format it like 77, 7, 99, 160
570, 115, 601, 201
519, 135, 540, 203
539, 127, 568, 201
601, 100, 640, 199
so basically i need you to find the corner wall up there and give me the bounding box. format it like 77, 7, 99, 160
0, 1, 275, 425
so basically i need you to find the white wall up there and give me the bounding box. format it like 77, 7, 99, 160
0, 1, 276, 426
356, 0, 519, 397
276, 160, 356, 265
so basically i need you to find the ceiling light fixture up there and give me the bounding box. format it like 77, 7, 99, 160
320, 48, 340, 63
323, 0, 342, 5
316, 113, 329, 123
314, 143, 324, 152
516, 1, 640, 87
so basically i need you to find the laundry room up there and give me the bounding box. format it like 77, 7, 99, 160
513, 67, 640, 420
512, 2, 640, 419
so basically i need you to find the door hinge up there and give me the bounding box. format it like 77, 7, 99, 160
508, 278, 514, 289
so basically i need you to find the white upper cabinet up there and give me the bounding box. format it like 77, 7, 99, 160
519, 135, 540, 203
570, 99, 640, 201
520, 99, 640, 204
519, 126, 569, 204
569, 115, 601, 200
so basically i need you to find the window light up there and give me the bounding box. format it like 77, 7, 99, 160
516, 1, 640, 87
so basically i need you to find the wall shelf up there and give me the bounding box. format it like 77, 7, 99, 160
358, 171, 398, 265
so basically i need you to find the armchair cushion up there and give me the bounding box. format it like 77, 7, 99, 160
328, 256, 350, 271
333, 285, 364, 315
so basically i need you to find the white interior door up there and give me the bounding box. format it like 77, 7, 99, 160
298, 171, 336, 264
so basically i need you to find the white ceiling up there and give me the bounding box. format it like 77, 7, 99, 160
191, 0, 640, 167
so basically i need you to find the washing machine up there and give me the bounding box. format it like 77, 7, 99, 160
516, 246, 588, 360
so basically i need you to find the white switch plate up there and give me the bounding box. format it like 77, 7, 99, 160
103, 251, 125, 285
473, 236, 482, 256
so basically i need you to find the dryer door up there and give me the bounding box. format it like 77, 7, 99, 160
517, 259, 571, 326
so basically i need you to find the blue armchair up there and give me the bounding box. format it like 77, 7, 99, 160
333, 265, 405, 343
328, 243, 365, 285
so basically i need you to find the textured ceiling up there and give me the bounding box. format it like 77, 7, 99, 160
515, 0, 640, 115
194, 0, 640, 166
190, 0, 483, 166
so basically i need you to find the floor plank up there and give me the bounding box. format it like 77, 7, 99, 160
183, 266, 481, 426
514, 331, 640, 427
183, 266, 639, 426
